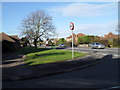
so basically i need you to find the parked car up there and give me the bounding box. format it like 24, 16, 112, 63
89, 42, 105, 49
59, 44, 65, 47
45, 44, 50, 46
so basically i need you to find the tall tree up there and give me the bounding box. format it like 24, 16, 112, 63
20, 10, 55, 48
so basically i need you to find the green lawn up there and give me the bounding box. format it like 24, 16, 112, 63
17, 47, 51, 54
24, 49, 88, 66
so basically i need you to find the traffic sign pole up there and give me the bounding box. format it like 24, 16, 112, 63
72, 30, 74, 59
70, 22, 74, 59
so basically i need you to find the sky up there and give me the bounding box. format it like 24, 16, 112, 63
2, 2, 118, 39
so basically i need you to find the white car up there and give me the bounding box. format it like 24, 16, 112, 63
89, 42, 105, 49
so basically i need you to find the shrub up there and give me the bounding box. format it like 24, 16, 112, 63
113, 38, 120, 47
64, 42, 71, 47
99, 40, 108, 46
108, 41, 113, 45
78, 35, 95, 44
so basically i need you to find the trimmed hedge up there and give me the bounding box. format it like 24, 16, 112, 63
99, 40, 108, 46
113, 38, 120, 47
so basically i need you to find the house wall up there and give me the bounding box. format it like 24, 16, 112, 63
9, 37, 21, 49
2, 40, 15, 53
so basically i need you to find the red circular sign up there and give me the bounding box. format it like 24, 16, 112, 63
70, 22, 74, 30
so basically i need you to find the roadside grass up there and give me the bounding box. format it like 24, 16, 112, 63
24, 49, 88, 66
17, 47, 51, 54
111, 46, 120, 48
105, 46, 120, 48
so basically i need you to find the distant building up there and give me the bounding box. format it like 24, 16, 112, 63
66, 33, 86, 45
49, 38, 58, 44
66, 33, 76, 42
100, 32, 118, 41
66, 32, 119, 45
9, 35, 21, 49
0, 32, 21, 53
77, 33, 86, 37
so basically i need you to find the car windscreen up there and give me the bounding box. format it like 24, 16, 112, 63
96, 43, 101, 45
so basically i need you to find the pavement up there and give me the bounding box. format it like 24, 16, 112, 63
2, 53, 105, 81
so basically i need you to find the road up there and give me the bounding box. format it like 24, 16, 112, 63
3, 47, 119, 89
64, 47, 119, 57
3, 54, 119, 88
40, 46, 119, 57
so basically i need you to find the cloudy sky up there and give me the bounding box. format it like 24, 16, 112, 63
2, 2, 118, 38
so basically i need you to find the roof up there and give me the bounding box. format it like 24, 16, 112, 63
77, 33, 85, 37
67, 33, 86, 39
0, 32, 15, 42
104, 32, 118, 39
67, 33, 76, 39
9, 35, 20, 40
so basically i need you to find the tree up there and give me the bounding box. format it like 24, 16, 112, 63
20, 10, 55, 49
58, 38, 65, 44
56, 38, 65, 45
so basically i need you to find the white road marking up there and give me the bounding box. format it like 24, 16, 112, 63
66, 48, 119, 58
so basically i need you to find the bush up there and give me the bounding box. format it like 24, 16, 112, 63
113, 38, 120, 47
99, 40, 108, 46
78, 35, 95, 44
108, 41, 113, 45
64, 42, 71, 47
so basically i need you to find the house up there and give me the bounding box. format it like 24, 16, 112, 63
0, 32, 21, 53
66, 33, 77, 44
100, 32, 118, 41
9, 35, 21, 49
44, 38, 58, 45
66, 33, 86, 45
77, 33, 86, 37
66, 33, 76, 42
49, 38, 58, 45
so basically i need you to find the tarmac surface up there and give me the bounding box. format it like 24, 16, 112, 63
2, 54, 119, 89
2, 53, 103, 81
2, 49, 120, 89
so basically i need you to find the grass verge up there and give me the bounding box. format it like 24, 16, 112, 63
17, 47, 51, 54
24, 49, 88, 66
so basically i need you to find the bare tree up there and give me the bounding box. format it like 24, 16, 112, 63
20, 10, 55, 48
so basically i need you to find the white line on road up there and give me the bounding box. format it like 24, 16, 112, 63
66, 48, 119, 58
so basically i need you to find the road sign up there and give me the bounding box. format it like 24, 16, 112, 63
70, 22, 74, 30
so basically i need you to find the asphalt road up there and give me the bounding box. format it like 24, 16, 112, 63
3, 54, 119, 89
2, 47, 119, 89
65, 47, 119, 57
39, 46, 119, 57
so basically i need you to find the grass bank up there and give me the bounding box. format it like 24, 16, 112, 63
25, 49, 88, 66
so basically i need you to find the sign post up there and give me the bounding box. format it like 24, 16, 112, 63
70, 22, 74, 59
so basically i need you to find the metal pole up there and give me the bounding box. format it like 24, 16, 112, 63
72, 30, 74, 59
